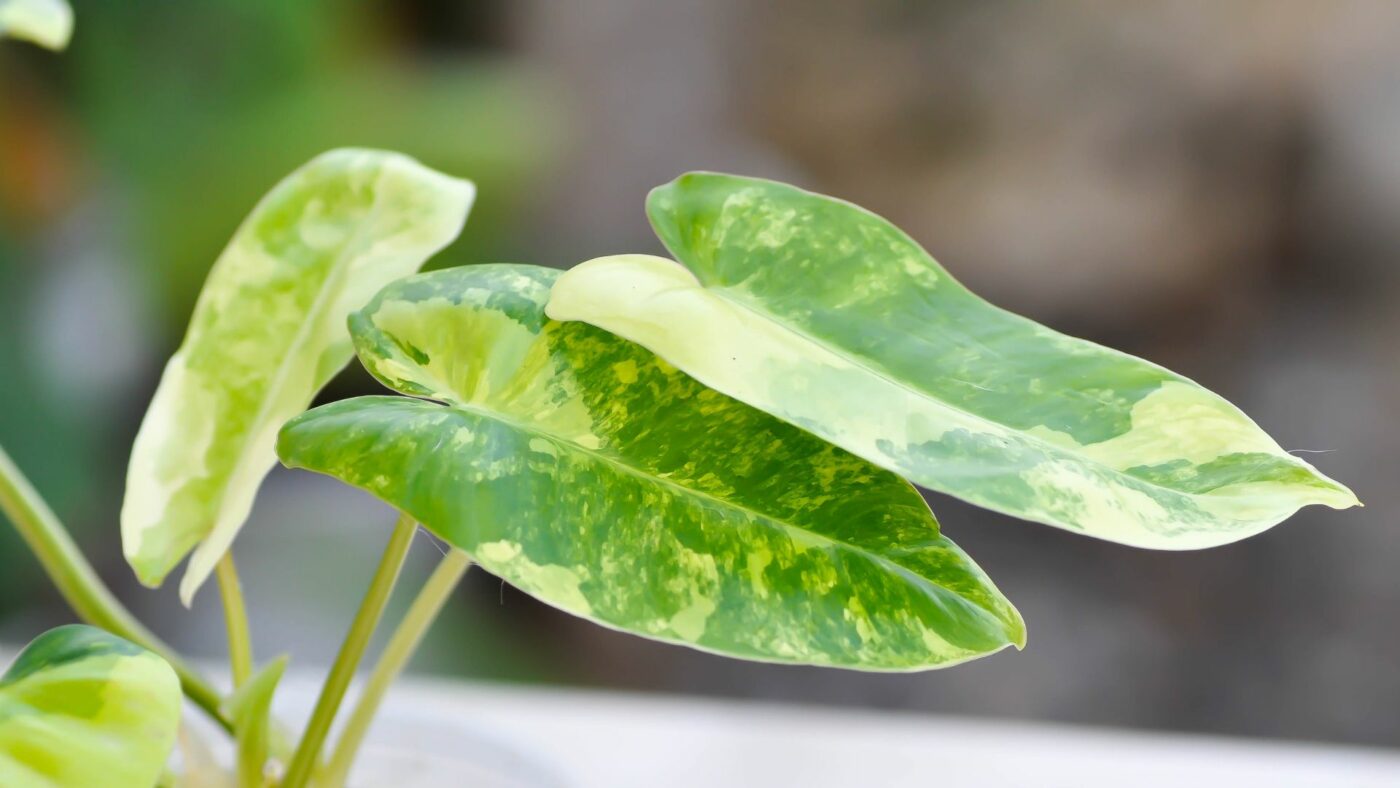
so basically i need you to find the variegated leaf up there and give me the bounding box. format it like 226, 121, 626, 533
121, 149, 475, 604
277, 265, 1024, 670
0, 0, 72, 50
0, 625, 182, 788
546, 173, 1359, 549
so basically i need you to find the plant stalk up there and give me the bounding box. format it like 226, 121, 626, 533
281, 512, 418, 788
216, 553, 254, 688
216, 552, 260, 786
0, 443, 233, 733
321, 549, 472, 786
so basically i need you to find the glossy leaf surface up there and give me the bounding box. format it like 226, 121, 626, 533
547, 173, 1359, 549
278, 265, 1024, 670
0, 0, 72, 50
122, 149, 474, 603
0, 625, 181, 788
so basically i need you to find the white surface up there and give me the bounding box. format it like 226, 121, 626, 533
5, 643, 1394, 783
3, 638, 1396, 787
279, 676, 1400, 788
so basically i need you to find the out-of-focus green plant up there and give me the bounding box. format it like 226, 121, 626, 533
69, 1, 556, 329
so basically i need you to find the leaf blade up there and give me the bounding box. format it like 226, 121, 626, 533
0, 625, 182, 788
279, 264, 1024, 670
120, 148, 474, 603
545, 174, 1359, 549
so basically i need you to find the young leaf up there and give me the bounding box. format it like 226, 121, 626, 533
546, 174, 1359, 550
278, 265, 1024, 671
224, 657, 288, 788
0, 0, 72, 50
0, 625, 182, 788
121, 149, 475, 604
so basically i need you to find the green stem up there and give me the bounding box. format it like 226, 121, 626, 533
217, 553, 261, 786
321, 549, 472, 786
0, 443, 233, 733
216, 553, 254, 688
281, 513, 418, 788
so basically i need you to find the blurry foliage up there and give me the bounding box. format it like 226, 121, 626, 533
70, 0, 556, 329
0, 254, 83, 607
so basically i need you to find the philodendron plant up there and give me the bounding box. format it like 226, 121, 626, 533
0, 7, 1359, 788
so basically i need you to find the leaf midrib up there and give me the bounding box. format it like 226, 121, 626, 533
396, 392, 1007, 633
205, 174, 390, 528
688, 280, 1323, 507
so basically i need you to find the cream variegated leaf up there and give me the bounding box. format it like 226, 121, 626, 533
122, 149, 474, 603
546, 173, 1359, 549
0, 0, 72, 50
277, 265, 1024, 671
0, 625, 182, 788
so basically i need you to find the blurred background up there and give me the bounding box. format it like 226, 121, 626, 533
1, 0, 1396, 751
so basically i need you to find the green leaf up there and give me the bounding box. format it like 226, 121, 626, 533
0, 625, 182, 788
546, 173, 1360, 549
277, 265, 1024, 671
224, 657, 287, 788
121, 149, 474, 604
0, 0, 72, 50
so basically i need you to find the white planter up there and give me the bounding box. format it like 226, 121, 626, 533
344, 744, 555, 788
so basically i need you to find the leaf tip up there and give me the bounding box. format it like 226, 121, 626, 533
1303, 466, 1361, 512
1002, 603, 1028, 651
177, 563, 209, 608
122, 544, 172, 591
